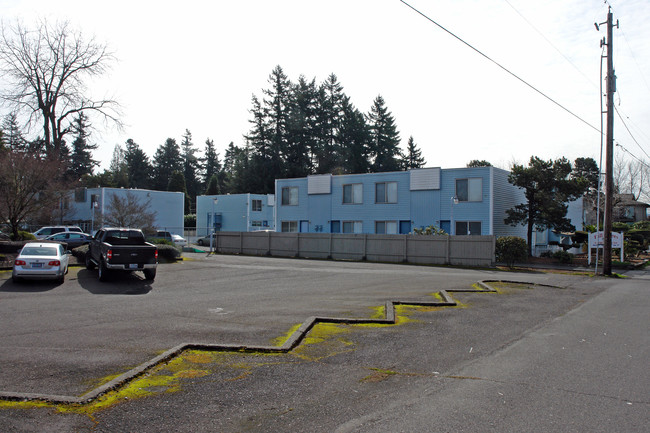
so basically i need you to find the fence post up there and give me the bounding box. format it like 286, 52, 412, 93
267, 231, 272, 256
328, 233, 332, 259
446, 235, 451, 265
239, 232, 243, 254
362, 234, 367, 261
403, 235, 408, 263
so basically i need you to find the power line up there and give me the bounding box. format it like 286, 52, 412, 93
614, 106, 650, 160
502, 0, 598, 89
399, 0, 601, 135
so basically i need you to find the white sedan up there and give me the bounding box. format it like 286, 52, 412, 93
12, 242, 70, 283
171, 234, 187, 247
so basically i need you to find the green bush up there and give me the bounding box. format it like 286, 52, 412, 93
552, 250, 573, 264
10, 231, 36, 241
496, 236, 528, 267
412, 225, 446, 235
632, 221, 650, 230
612, 222, 630, 233
184, 214, 196, 229
157, 244, 181, 262
72, 244, 89, 260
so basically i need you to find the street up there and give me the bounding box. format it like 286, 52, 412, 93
0, 253, 647, 432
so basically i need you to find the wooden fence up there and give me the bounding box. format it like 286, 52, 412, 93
209, 232, 495, 267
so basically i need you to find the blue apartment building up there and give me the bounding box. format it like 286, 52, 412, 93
67, 187, 185, 234
196, 194, 275, 236
274, 167, 584, 252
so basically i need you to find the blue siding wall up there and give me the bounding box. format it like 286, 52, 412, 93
491, 167, 527, 238
67, 187, 184, 233
196, 194, 274, 235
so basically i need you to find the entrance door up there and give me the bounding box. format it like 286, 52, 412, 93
399, 220, 411, 234
300, 220, 309, 233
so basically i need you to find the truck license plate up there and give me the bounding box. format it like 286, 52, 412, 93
129, 264, 138, 269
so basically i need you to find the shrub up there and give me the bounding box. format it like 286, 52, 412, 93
157, 244, 181, 262
612, 222, 630, 233
412, 225, 446, 235
10, 230, 36, 241
496, 236, 528, 267
552, 250, 573, 264
72, 244, 89, 260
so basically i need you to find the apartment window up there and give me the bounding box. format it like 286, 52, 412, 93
281, 221, 298, 232
251, 199, 262, 211
455, 221, 482, 236
343, 184, 363, 204
456, 178, 482, 202
281, 187, 298, 206
376, 182, 397, 203
375, 221, 398, 234
331, 221, 341, 233
534, 230, 547, 245
342, 221, 362, 234
251, 220, 262, 227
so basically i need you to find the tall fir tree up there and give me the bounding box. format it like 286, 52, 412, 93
339, 96, 370, 174
151, 138, 183, 191
109, 144, 129, 187
1, 112, 27, 151
124, 139, 152, 188
285, 75, 317, 178
68, 113, 98, 179
367, 95, 402, 172
314, 73, 345, 174
180, 129, 200, 213
201, 138, 221, 186
402, 136, 425, 169
168, 170, 190, 212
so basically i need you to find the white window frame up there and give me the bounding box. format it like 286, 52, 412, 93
375, 182, 397, 204
375, 220, 398, 234
342, 183, 363, 204
251, 199, 262, 212
281, 221, 298, 232
281, 187, 298, 206
342, 221, 363, 234
456, 178, 482, 202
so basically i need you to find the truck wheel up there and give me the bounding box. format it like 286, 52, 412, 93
143, 268, 156, 281
85, 252, 96, 270
98, 259, 110, 282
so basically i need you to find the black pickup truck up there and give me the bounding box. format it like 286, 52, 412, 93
85, 228, 158, 281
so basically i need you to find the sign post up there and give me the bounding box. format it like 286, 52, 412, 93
588, 231, 624, 266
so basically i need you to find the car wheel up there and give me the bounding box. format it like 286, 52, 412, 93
143, 268, 156, 281
85, 252, 96, 270
12, 275, 21, 284
98, 259, 109, 282
58, 273, 65, 284
197, 239, 204, 246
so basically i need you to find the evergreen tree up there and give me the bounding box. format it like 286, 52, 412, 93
505, 156, 589, 256
201, 138, 221, 186
402, 136, 426, 169
285, 75, 317, 178
205, 174, 220, 195
151, 138, 183, 191
180, 129, 200, 212
168, 170, 190, 212
339, 96, 370, 174
467, 160, 492, 167
124, 139, 151, 189
109, 144, 129, 187
367, 95, 402, 172
68, 113, 98, 179
1, 112, 27, 151
314, 73, 345, 173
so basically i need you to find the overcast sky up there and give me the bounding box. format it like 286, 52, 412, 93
2, 0, 650, 172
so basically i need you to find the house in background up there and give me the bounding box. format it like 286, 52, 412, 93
196, 194, 275, 236
66, 187, 185, 234
613, 193, 650, 223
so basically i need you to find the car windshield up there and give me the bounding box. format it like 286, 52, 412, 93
22, 247, 58, 256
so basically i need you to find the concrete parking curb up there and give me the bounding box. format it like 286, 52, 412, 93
0, 281, 503, 406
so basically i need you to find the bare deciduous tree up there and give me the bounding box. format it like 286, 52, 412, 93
103, 192, 156, 230
0, 19, 120, 157
0, 151, 68, 237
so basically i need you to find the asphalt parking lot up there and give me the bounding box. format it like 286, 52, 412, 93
0, 253, 647, 432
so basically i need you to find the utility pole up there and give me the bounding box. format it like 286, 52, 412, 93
596, 9, 618, 275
